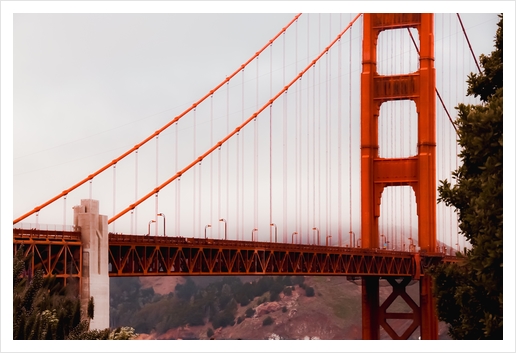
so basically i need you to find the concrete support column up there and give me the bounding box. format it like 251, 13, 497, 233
73, 199, 109, 330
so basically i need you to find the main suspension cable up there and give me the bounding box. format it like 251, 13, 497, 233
108, 14, 362, 224
14, 13, 303, 225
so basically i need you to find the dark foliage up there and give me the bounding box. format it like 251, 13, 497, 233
109, 276, 297, 335
430, 15, 503, 340
13, 248, 134, 340
305, 286, 315, 297
262, 316, 274, 326
245, 307, 255, 318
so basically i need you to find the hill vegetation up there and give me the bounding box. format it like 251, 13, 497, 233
110, 275, 308, 335
109, 275, 447, 340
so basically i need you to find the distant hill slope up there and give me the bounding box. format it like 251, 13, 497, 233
110, 275, 450, 340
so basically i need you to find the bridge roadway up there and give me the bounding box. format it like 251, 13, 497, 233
14, 228, 457, 280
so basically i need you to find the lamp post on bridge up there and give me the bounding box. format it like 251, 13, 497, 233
147, 220, 156, 236
349, 231, 356, 248
326, 235, 332, 247
270, 223, 277, 243
157, 212, 166, 236
205, 224, 211, 239
252, 228, 258, 242
291, 232, 298, 244
408, 237, 415, 252
381, 234, 385, 249
219, 218, 227, 240
312, 227, 320, 245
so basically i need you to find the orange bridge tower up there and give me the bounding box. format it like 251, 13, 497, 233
360, 13, 438, 340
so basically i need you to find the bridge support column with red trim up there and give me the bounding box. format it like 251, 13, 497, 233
360, 13, 438, 340
73, 199, 110, 330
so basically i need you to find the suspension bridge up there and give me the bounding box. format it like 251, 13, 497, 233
13, 13, 493, 340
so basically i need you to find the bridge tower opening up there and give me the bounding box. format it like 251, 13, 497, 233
360, 13, 438, 339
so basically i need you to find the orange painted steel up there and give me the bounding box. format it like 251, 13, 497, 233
13, 14, 303, 226
108, 233, 417, 277
13, 229, 456, 279
13, 228, 82, 291
108, 13, 363, 224
360, 13, 438, 340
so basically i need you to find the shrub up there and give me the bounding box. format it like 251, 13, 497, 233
262, 316, 274, 326
305, 286, 315, 297
282, 306, 287, 313
283, 287, 292, 296
245, 307, 255, 318
207, 328, 214, 338
237, 316, 244, 324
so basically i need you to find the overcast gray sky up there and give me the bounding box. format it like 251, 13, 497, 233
2, 2, 515, 351
7, 9, 503, 239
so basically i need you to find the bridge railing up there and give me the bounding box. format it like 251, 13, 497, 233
13, 226, 82, 242
14, 223, 79, 232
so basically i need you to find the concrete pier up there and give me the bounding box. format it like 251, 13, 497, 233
73, 199, 109, 330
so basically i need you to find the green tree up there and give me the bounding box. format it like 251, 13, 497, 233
429, 14, 503, 340
305, 286, 315, 297
262, 316, 274, 326
13, 248, 137, 340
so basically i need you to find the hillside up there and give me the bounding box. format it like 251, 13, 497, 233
110, 275, 450, 340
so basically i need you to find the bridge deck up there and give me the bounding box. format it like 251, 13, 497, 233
13, 229, 458, 279
109, 233, 418, 277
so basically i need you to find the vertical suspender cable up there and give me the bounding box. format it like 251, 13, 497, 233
226, 81, 230, 239
283, 92, 288, 243
236, 111, 240, 240
241, 69, 245, 239
325, 31, 329, 243
175, 123, 178, 236
193, 109, 197, 238
283, 31, 287, 243
295, 19, 299, 241
349, 14, 353, 243
218, 137, 221, 239
135, 150, 138, 234
155, 135, 159, 236
338, 17, 342, 247
269, 104, 273, 242
328, 15, 332, 243
306, 15, 311, 242
269, 44, 273, 242
178, 176, 181, 236
313, 62, 316, 243
199, 158, 202, 240
318, 14, 322, 241
211, 95, 214, 231
255, 57, 259, 235
113, 164, 116, 233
